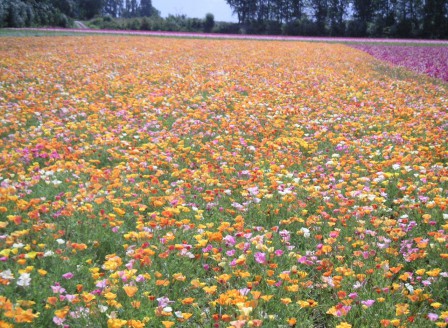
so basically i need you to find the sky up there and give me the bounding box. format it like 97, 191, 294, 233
152, 0, 238, 22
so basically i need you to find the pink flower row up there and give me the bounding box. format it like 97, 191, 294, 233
11, 27, 448, 44
351, 44, 448, 82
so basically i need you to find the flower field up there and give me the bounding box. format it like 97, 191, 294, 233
0, 36, 447, 328
351, 44, 448, 82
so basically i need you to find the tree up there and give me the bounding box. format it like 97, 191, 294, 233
204, 13, 215, 32
328, 0, 346, 35
226, 0, 257, 24
77, 0, 103, 19
423, 0, 448, 37
103, 0, 122, 18
312, 0, 329, 35
140, 0, 152, 17
351, 0, 375, 35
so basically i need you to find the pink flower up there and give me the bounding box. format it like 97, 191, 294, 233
157, 296, 174, 308
361, 300, 375, 308
53, 316, 65, 326
223, 235, 236, 246
254, 252, 266, 264
51, 283, 66, 294
428, 313, 439, 321
226, 249, 236, 256
65, 294, 77, 303
95, 279, 108, 288
274, 249, 284, 256
62, 272, 74, 279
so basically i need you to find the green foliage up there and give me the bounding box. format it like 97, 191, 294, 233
0, 0, 70, 28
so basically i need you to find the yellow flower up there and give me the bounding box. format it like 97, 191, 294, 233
203, 285, 217, 294
107, 318, 127, 328
336, 323, 352, 328
390, 319, 400, 327
113, 207, 126, 216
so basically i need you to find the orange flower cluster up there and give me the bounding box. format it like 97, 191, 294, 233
0, 36, 447, 327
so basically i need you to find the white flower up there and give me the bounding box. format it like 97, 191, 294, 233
56, 239, 65, 245
98, 305, 108, 313
300, 227, 311, 238
405, 283, 414, 294
43, 250, 54, 257
443, 214, 448, 220
17, 273, 31, 287
392, 164, 400, 170
12, 243, 24, 248
0, 269, 14, 280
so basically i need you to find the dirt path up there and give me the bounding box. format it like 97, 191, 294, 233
74, 21, 88, 29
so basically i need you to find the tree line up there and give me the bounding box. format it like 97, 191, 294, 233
0, 0, 157, 28
1, 0, 446, 38
226, 0, 448, 38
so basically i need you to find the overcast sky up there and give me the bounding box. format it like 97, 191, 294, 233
152, 0, 237, 22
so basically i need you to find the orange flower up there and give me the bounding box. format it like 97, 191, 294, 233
14, 307, 39, 323
180, 297, 195, 305
123, 285, 138, 298
395, 303, 409, 316
54, 306, 70, 318
127, 320, 145, 328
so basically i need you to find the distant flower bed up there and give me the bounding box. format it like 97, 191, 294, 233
351, 44, 448, 82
